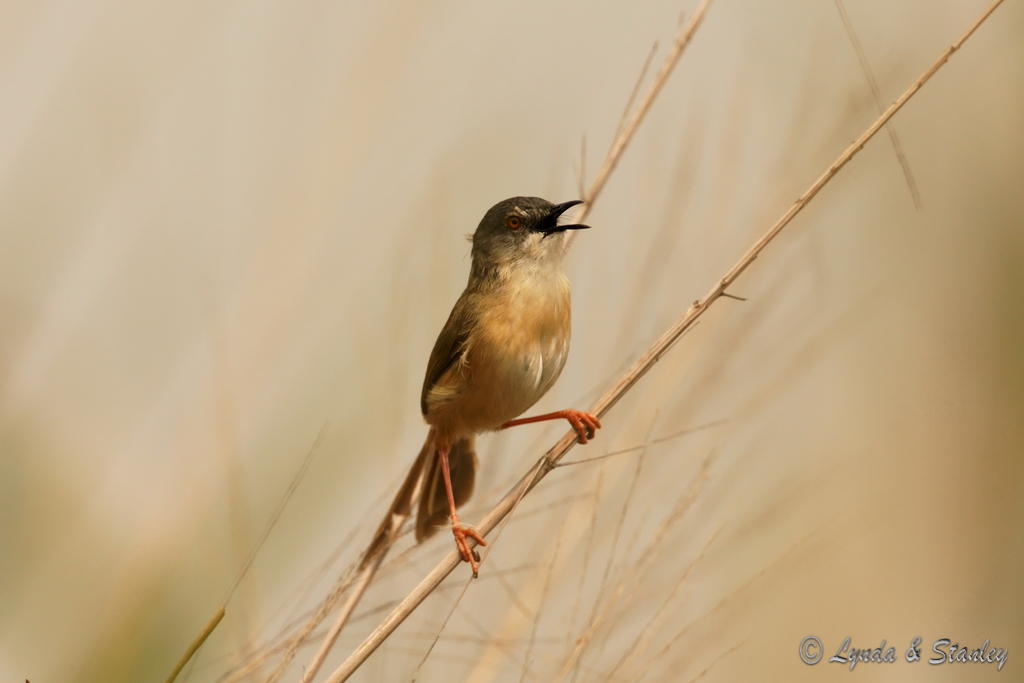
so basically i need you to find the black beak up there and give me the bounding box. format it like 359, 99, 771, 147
539, 199, 590, 236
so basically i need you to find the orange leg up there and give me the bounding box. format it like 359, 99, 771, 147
501, 409, 602, 444
438, 443, 487, 576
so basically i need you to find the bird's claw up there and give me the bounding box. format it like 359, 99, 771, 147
564, 409, 602, 444
452, 524, 487, 577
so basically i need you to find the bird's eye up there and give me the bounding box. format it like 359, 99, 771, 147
505, 215, 522, 230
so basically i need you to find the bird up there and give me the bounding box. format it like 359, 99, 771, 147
376, 196, 602, 577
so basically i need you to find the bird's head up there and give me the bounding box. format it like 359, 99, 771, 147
470, 197, 589, 271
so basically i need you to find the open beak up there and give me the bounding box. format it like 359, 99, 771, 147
540, 199, 590, 236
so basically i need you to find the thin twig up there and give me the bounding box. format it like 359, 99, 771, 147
411, 443, 544, 678
556, 418, 727, 467
322, 3, 1004, 678
682, 640, 745, 683
566, 477, 603, 651
462, 600, 537, 675
232, 423, 330, 603
302, 554, 382, 683
494, 563, 537, 622
436, 563, 540, 596
296, 446, 423, 682
558, 454, 714, 680
519, 505, 572, 682
164, 607, 226, 683
834, 0, 923, 209
263, 563, 360, 682
614, 41, 660, 140
605, 527, 722, 679
410, 574, 474, 680
257, 484, 396, 681
219, 522, 364, 682
638, 530, 816, 680
572, 416, 657, 681
292, 6, 716, 680
568, 0, 713, 237
176, 424, 329, 683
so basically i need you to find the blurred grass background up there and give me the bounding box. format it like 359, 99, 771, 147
1, 1, 1021, 681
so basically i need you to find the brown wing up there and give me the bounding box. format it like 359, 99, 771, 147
420, 291, 476, 417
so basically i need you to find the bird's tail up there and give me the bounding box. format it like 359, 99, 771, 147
363, 429, 477, 566
415, 434, 477, 541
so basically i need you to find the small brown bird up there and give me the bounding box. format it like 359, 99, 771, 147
385, 196, 602, 576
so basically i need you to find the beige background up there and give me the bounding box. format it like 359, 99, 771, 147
1, 1, 1021, 681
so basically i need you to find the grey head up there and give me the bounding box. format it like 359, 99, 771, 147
470, 197, 589, 271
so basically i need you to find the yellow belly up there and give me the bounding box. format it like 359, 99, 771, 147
426, 274, 570, 438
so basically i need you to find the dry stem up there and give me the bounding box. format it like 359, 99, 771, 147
570, 0, 713, 233
833, 0, 922, 209
322, 2, 1005, 679
293, 3, 715, 680
164, 607, 225, 683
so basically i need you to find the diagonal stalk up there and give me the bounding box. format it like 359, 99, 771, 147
323, 2, 1006, 679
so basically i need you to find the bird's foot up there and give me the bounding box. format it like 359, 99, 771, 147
452, 523, 487, 577
562, 409, 602, 444
501, 408, 603, 443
